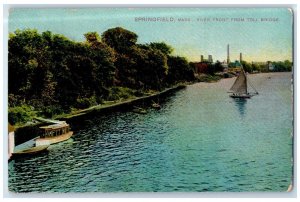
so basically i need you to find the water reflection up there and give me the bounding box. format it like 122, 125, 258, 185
233, 98, 247, 117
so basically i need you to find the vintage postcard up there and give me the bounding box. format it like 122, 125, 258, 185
7, 7, 293, 193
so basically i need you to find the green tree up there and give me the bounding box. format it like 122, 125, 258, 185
114, 53, 138, 88
8, 27, 200, 124
136, 47, 168, 90
214, 60, 224, 72
102, 27, 138, 53
84, 31, 116, 96
167, 56, 195, 84
284, 60, 292, 71
272, 61, 292, 72
148, 42, 174, 55
8, 29, 57, 106
241, 61, 253, 73
84, 32, 101, 45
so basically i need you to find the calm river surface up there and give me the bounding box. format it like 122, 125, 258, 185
8, 72, 293, 192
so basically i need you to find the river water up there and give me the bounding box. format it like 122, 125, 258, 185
8, 72, 293, 192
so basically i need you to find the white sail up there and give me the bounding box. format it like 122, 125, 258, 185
229, 69, 247, 94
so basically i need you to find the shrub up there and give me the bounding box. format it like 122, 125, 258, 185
196, 74, 222, 82
8, 94, 23, 107
40, 105, 65, 118
107, 86, 135, 101
75, 96, 98, 109
8, 105, 35, 125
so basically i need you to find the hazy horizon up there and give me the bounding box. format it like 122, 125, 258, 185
9, 7, 293, 63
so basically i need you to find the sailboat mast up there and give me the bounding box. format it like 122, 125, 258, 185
242, 66, 259, 94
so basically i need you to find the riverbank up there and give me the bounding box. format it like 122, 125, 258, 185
12, 84, 187, 145
57, 83, 187, 121
195, 74, 223, 82
14, 84, 186, 128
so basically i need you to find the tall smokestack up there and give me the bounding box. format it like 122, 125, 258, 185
227, 44, 230, 64
240, 53, 242, 62
208, 55, 213, 63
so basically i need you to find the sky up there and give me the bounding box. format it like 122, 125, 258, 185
8, 7, 293, 62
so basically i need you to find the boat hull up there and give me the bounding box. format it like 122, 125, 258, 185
12, 145, 49, 157
152, 103, 161, 109
133, 109, 147, 114
230, 94, 252, 99
35, 131, 73, 146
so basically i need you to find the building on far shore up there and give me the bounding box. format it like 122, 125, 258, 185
221, 60, 228, 71
208, 55, 213, 63
267, 61, 274, 71
193, 55, 214, 74
229, 60, 242, 68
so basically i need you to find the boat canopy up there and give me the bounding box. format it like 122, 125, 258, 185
39, 122, 68, 130
39, 122, 70, 138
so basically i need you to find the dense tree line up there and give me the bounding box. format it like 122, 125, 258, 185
241, 60, 292, 73
271, 60, 293, 72
8, 27, 195, 124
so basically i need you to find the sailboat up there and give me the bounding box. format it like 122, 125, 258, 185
229, 67, 258, 98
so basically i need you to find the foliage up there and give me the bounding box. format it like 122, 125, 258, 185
84, 32, 101, 45
206, 62, 222, 75
40, 105, 65, 118
241, 60, 292, 73
107, 87, 136, 101
135, 46, 169, 90
241, 61, 253, 73
196, 74, 222, 82
75, 96, 98, 109
8, 94, 24, 107
213, 60, 224, 73
148, 42, 174, 55
272, 60, 292, 72
8, 28, 197, 125
167, 56, 195, 84
8, 105, 36, 125
8, 29, 116, 111
102, 27, 138, 53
